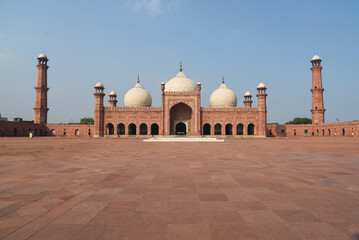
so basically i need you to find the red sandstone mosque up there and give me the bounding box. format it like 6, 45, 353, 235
0, 53, 358, 138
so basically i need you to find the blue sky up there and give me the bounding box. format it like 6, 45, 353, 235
0, 0, 358, 123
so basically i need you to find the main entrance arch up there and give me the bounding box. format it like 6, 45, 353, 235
170, 103, 192, 135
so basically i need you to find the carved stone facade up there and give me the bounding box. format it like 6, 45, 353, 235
92, 77, 267, 137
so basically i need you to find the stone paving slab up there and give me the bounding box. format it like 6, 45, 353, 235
0, 137, 358, 239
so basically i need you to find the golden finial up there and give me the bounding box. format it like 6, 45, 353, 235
222, 75, 224, 84
137, 74, 140, 83
179, 61, 183, 72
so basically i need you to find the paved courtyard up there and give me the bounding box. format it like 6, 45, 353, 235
0, 137, 358, 240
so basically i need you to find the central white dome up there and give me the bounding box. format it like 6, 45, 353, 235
210, 83, 237, 107
124, 82, 152, 107
165, 71, 197, 92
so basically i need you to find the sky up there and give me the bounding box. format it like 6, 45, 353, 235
0, 0, 358, 124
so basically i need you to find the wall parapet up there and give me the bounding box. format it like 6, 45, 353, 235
164, 91, 200, 96
104, 106, 162, 111
201, 107, 258, 112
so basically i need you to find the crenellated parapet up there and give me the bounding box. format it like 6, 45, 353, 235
163, 91, 201, 96
105, 106, 162, 111
201, 107, 258, 112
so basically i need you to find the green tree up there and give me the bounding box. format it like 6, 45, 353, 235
80, 118, 94, 124
286, 117, 312, 125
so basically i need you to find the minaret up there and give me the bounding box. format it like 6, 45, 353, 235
94, 82, 105, 137
108, 91, 118, 107
33, 53, 49, 124
244, 91, 252, 107
310, 54, 325, 125
256, 83, 267, 136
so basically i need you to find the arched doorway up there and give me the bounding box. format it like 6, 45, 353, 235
225, 124, 233, 135
128, 124, 136, 135
304, 129, 309, 136
75, 129, 80, 136
51, 129, 55, 136
247, 123, 255, 135
14, 128, 17, 136
203, 124, 211, 135
106, 123, 114, 135
214, 124, 222, 135
175, 122, 186, 135
117, 123, 125, 135
342, 128, 345, 136
140, 124, 148, 135
170, 103, 192, 135
237, 124, 244, 135
151, 124, 159, 135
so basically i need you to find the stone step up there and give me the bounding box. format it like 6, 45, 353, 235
143, 137, 225, 142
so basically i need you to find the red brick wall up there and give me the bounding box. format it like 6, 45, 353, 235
45, 124, 94, 137
201, 108, 261, 136
103, 107, 162, 136
267, 121, 359, 137
0, 121, 46, 137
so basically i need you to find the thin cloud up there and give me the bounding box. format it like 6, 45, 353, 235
0, 33, 7, 40
127, 0, 179, 16
0, 51, 17, 64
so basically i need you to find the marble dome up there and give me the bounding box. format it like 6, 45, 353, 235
38, 52, 47, 59
95, 81, 104, 88
109, 91, 116, 96
165, 71, 197, 92
257, 82, 266, 88
312, 54, 321, 61
124, 82, 152, 107
244, 91, 251, 96
210, 83, 237, 107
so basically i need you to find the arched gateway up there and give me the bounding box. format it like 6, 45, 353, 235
170, 103, 192, 135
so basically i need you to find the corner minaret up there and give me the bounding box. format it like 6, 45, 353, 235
94, 81, 105, 137
310, 54, 325, 125
256, 83, 267, 136
34, 53, 49, 124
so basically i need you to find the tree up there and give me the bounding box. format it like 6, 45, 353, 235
80, 118, 94, 124
285, 117, 312, 125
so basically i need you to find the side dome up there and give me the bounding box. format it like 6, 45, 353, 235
210, 83, 237, 107
165, 71, 197, 92
124, 82, 152, 107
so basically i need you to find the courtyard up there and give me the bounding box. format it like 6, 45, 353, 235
0, 137, 358, 240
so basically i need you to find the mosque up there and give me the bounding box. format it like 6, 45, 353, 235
93, 62, 267, 137
0, 53, 358, 138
